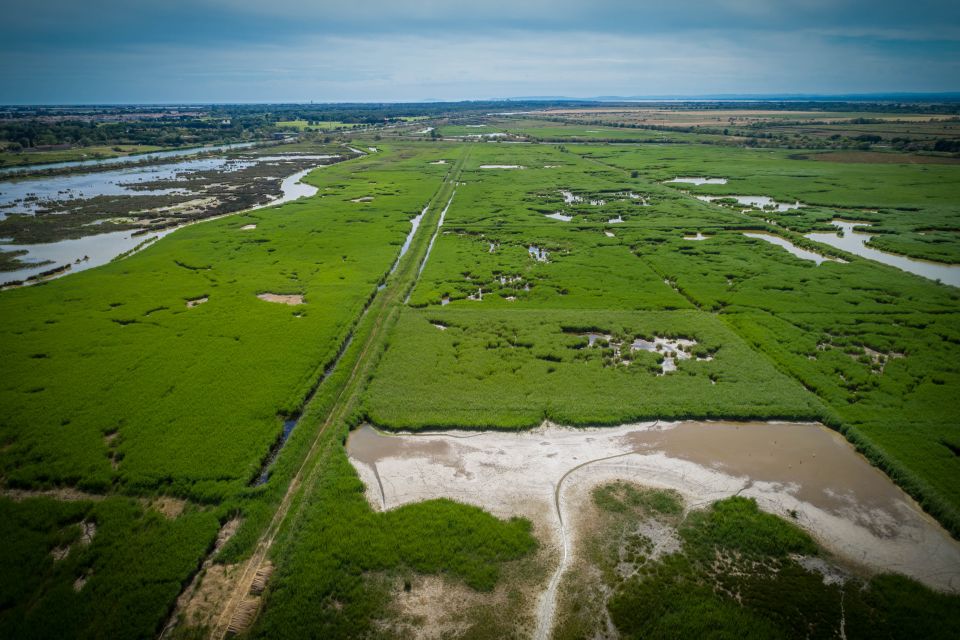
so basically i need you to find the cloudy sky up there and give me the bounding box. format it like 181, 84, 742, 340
2, 0, 958, 103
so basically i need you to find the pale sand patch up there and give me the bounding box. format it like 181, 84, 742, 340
240, 224, 257, 230
186, 296, 208, 308
347, 420, 960, 639
257, 293, 304, 305
3, 486, 188, 519
51, 519, 97, 562
351, 196, 375, 203
2, 487, 106, 503
381, 535, 552, 639
73, 570, 92, 592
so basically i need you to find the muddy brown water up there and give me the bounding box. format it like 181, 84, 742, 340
348, 426, 473, 479
347, 421, 960, 586
621, 422, 907, 535
347, 420, 960, 638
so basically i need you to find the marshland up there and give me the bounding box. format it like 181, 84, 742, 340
2, 7, 960, 637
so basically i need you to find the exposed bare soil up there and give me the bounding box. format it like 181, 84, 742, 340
256, 293, 304, 305
347, 420, 960, 639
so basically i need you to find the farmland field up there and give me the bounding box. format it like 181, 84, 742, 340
2, 109, 959, 640
0, 144, 167, 168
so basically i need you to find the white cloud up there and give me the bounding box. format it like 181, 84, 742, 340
2, 27, 957, 103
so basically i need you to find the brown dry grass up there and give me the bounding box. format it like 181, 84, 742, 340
798, 151, 960, 164
256, 293, 305, 305
379, 547, 552, 640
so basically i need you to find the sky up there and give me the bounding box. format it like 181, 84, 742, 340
1, 0, 959, 104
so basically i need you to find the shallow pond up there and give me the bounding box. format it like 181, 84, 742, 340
667, 177, 728, 185
630, 336, 699, 373
744, 232, 844, 266
699, 195, 803, 212
806, 220, 960, 287
0, 228, 175, 285
0, 154, 336, 217
348, 420, 960, 637
1, 163, 325, 285
528, 245, 549, 262
253, 166, 320, 210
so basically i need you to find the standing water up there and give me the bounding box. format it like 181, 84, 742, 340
347, 421, 960, 638
0, 141, 262, 177
1, 162, 327, 286
806, 220, 960, 287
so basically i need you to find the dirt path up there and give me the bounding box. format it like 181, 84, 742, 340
208, 149, 468, 640
534, 448, 644, 640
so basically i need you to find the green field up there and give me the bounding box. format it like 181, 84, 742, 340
0, 144, 166, 167
435, 118, 723, 142
276, 119, 362, 131
556, 483, 960, 640
365, 142, 960, 535
0, 142, 459, 637
2, 129, 959, 639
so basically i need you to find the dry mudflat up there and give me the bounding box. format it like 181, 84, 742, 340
348, 420, 960, 637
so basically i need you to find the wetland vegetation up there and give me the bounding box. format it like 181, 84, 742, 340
556, 483, 960, 640
1, 99, 959, 639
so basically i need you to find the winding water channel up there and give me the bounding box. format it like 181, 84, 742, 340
806, 220, 960, 287
0, 160, 326, 286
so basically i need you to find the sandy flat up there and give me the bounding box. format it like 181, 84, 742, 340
347, 420, 960, 638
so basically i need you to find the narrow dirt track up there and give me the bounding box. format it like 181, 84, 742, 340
210, 149, 468, 639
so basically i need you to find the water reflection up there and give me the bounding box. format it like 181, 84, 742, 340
743, 232, 844, 266
806, 220, 960, 287
0, 141, 261, 177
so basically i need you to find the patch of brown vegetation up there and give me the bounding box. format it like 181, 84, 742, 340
151, 495, 188, 519
249, 562, 273, 596
2, 487, 106, 503
256, 292, 304, 305
800, 151, 960, 164
3, 486, 193, 520
227, 598, 261, 636
380, 548, 551, 640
